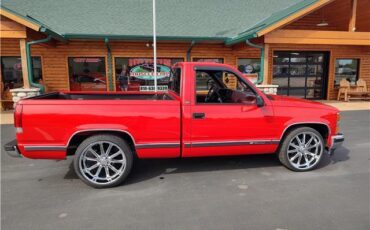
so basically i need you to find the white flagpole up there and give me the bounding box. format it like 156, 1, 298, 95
152, 0, 157, 92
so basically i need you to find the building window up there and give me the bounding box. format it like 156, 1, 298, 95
68, 57, 106, 91
114, 57, 183, 91
237, 58, 260, 74
272, 51, 328, 99
193, 58, 224, 63
334, 59, 359, 86
237, 58, 260, 83
1, 56, 42, 91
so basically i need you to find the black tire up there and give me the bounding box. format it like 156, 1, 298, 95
278, 127, 324, 172
73, 134, 133, 188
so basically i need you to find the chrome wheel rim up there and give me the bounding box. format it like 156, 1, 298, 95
79, 141, 126, 185
287, 132, 323, 170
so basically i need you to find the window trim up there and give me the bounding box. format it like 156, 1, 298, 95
334, 58, 360, 87
237, 57, 261, 74
113, 56, 185, 92
67, 56, 109, 91
271, 51, 329, 99
1, 55, 43, 88
193, 66, 258, 105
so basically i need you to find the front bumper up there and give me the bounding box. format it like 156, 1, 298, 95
3, 139, 22, 158
329, 133, 344, 155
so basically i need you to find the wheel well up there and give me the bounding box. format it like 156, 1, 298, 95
280, 123, 330, 145
66, 130, 136, 156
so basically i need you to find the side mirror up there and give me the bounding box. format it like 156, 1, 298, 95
256, 95, 264, 107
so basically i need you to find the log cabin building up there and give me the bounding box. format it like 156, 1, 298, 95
0, 0, 369, 109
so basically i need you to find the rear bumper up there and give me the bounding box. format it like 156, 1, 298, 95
3, 139, 22, 158
329, 133, 344, 154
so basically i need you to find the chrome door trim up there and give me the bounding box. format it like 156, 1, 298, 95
135, 143, 180, 149
184, 139, 280, 148
24, 146, 67, 151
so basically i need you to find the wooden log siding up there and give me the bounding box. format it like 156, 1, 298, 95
0, 39, 261, 91
266, 44, 370, 100
3, 38, 368, 100
0, 16, 26, 38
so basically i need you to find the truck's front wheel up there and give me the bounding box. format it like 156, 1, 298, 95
278, 127, 324, 172
73, 134, 133, 188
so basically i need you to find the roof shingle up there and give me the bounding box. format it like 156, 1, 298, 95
1, 0, 319, 43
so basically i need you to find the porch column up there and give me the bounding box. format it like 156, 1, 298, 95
263, 44, 270, 85
349, 0, 357, 32
19, 39, 30, 88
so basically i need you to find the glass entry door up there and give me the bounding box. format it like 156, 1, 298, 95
272, 51, 329, 99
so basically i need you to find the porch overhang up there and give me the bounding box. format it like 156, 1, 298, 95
225, 0, 334, 46
264, 29, 370, 46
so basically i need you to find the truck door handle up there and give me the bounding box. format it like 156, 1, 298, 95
193, 113, 205, 119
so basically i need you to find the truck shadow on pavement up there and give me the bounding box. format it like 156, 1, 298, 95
64, 147, 350, 186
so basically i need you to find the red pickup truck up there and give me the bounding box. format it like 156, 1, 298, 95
4, 62, 344, 188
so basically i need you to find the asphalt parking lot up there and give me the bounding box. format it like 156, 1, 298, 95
1, 110, 369, 230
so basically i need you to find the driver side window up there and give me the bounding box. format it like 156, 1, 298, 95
195, 71, 215, 103
195, 69, 256, 104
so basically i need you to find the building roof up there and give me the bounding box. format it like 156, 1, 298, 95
0, 0, 322, 44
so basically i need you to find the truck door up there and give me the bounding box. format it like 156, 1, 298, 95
183, 67, 278, 157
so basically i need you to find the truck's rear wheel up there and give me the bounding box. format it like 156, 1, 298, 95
73, 134, 133, 188
278, 127, 324, 172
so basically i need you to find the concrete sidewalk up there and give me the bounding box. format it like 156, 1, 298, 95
1, 101, 369, 125
320, 101, 370, 111
1, 111, 13, 125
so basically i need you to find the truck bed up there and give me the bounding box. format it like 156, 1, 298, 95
16, 90, 181, 159
30, 92, 174, 101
